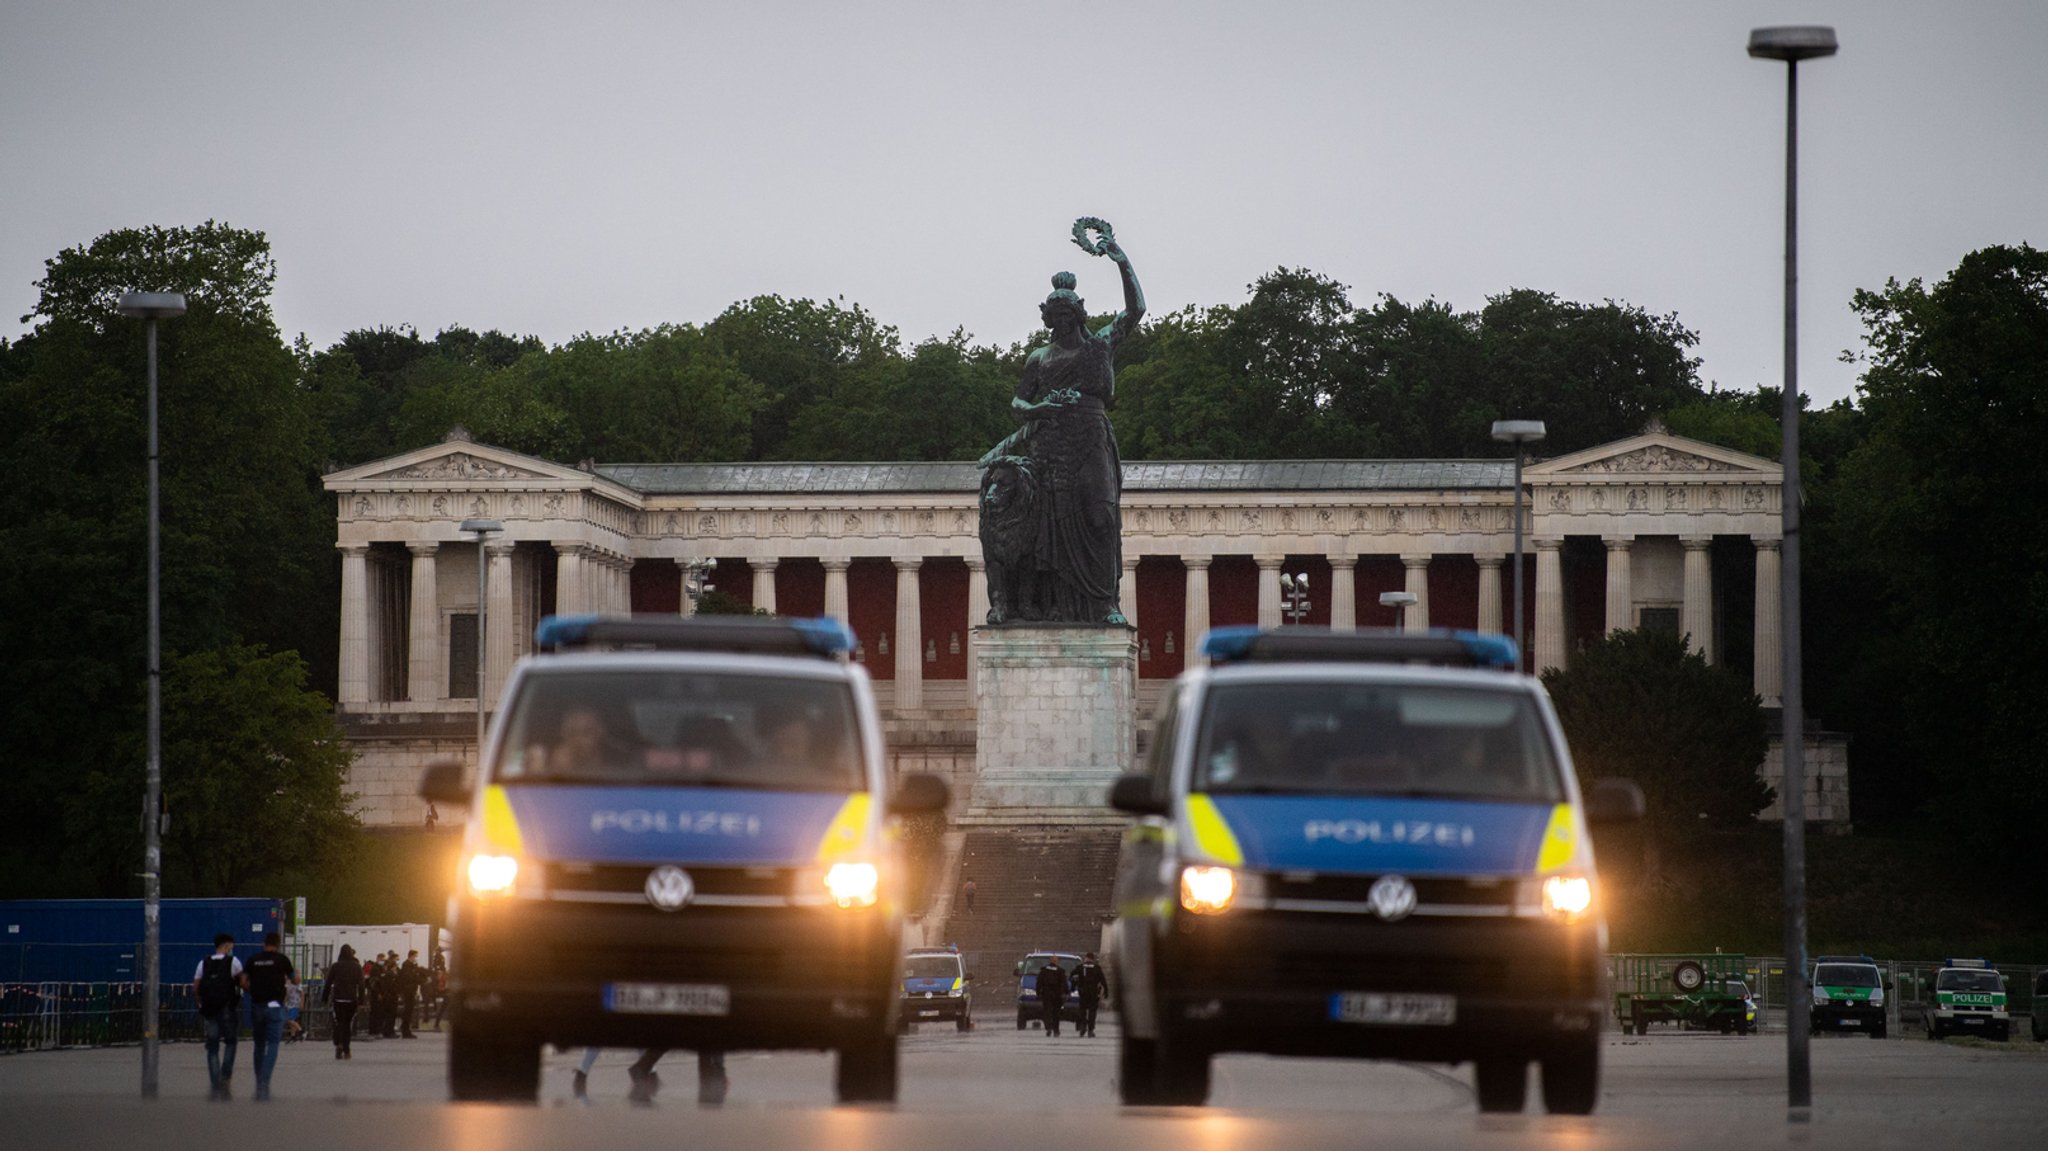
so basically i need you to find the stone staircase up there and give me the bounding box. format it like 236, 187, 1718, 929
932, 825, 1125, 1011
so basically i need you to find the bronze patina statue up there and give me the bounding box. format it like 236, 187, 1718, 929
979, 218, 1145, 625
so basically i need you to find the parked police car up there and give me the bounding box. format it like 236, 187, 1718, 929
902, 945, 973, 1031
420, 615, 949, 1102
1926, 958, 2010, 1041
1106, 628, 1642, 1113
1810, 954, 1886, 1038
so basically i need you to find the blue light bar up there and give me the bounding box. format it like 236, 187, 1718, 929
1199, 626, 1521, 671
534, 613, 857, 658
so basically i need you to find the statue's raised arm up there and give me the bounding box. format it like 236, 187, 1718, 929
1072, 217, 1145, 347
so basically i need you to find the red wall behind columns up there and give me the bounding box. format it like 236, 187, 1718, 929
777, 558, 826, 619
847, 559, 895, 678
632, 560, 681, 614
1137, 556, 1187, 679
707, 558, 754, 608
1355, 555, 1407, 628
1209, 556, 1258, 628
922, 559, 969, 681
1428, 555, 1479, 631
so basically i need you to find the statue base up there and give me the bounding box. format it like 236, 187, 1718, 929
968, 624, 1137, 815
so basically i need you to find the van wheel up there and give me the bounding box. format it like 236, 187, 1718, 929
1474, 1059, 1527, 1113
1017, 1010, 1030, 1030
1118, 1036, 1161, 1105
1871, 1023, 1887, 1040
1155, 1036, 1211, 1106
1541, 1039, 1599, 1115
835, 1030, 899, 1103
448, 1026, 539, 1102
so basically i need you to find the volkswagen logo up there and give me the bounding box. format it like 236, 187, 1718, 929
1367, 874, 1417, 922
644, 865, 695, 911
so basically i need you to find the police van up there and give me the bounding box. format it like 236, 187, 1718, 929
1809, 954, 1886, 1038
1926, 958, 2010, 1041
420, 614, 949, 1101
1106, 628, 1642, 1113
901, 945, 972, 1031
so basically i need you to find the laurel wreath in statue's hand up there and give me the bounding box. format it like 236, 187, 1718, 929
1071, 217, 1118, 258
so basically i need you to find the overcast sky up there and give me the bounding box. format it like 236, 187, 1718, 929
5, 1, 2043, 409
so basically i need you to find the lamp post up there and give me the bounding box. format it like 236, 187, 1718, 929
1378, 591, 1417, 633
115, 290, 185, 1099
1280, 571, 1312, 625
460, 519, 503, 761
1748, 22, 1837, 1116
1491, 420, 1546, 671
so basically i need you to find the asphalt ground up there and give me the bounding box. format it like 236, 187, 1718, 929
2, 1015, 2044, 1150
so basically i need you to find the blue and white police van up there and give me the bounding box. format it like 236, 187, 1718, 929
421, 614, 949, 1102
1106, 627, 1642, 1113
901, 944, 973, 1031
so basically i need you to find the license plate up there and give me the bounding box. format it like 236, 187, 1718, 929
604, 983, 730, 1015
1840, 1018, 1860, 1026
1331, 992, 1457, 1026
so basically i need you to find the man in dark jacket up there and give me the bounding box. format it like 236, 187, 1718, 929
323, 945, 363, 1060
399, 950, 423, 1038
374, 953, 401, 1037
1074, 953, 1110, 1038
1036, 959, 1069, 1038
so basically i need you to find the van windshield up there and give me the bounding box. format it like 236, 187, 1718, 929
494, 670, 862, 790
906, 956, 961, 980
1193, 682, 1563, 802
1815, 964, 1879, 987
1936, 969, 2002, 993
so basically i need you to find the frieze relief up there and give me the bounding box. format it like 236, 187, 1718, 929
1564, 444, 1741, 474
378, 452, 545, 481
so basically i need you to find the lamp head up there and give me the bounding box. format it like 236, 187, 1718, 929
1747, 26, 1838, 62
459, 518, 504, 535
115, 291, 188, 319
1379, 591, 1418, 608
1491, 419, 1547, 444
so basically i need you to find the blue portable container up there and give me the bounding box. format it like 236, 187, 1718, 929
0, 898, 283, 984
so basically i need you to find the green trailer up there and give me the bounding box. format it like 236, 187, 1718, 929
1611, 954, 1758, 1035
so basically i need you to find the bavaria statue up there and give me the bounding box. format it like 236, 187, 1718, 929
977, 218, 1146, 626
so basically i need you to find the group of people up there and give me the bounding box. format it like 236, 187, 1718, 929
321, 945, 447, 1058
1034, 953, 1110, 1038
192, 932, 300, 1101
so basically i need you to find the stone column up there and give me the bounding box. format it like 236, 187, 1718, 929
966, 557, 989, 630
338, 543, 371, 705
752, 558, 779, 616
554, 544, 585, 615
1120, 557, 1140, 630
1401, 554, 1432, 632
1753, 539, 1782, 707
1255, 554, 1285, 628
823, 558, 851, 622
486, 540, 516, 701
1476, 554, 1504, 635
1603, 537, 1634, 635
1534, 539, 1566, 674
893, 558, 923, 712
1327, 555, 1358, 632
619, 557, 636, 614
405, 543, 441, 703
1182, 556, 1212, 651
1682, 536, 1714, 662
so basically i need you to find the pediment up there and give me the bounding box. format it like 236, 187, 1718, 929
325, 438, 588, 487
1526, 432, 1776, 478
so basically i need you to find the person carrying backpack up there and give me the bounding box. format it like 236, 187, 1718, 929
192, 933, 243, 1100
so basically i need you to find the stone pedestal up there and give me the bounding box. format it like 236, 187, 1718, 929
969, 625, 1138, 814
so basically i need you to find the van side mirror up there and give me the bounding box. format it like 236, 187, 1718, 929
1108, 775, 1169, 817
419, 759, 470, 806
1013, 961, 1026, 977
1585, 778, 1645, 825
887, 773, 950, 816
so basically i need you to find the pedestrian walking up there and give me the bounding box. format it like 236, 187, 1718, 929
1074, 952, 1109, 1038
626, 1048, 729, 1104
1036, 959, 1069, 1038
399, 949, 423, 1038
241, 932, 299, 1101
429, 948, 449, 1030
192, 933, 243, 1100
961, 877, 977, 916
324, 944, 363, 1060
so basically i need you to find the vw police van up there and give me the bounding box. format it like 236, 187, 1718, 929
901, 945, 972, 1031
1927, 958, 2010, 1040
420, 615, 949, 1101
1106, 628, 1642, 1113
1810, 954, 1886, 1038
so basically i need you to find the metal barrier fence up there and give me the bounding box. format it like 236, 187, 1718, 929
1, 980, 338, 1054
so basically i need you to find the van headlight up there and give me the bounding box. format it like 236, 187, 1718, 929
1869, 988, 1883, 1006
1540, 874, 1593, 923
466, 853, 520, 897
823, 861, 880, 908
1181, 865, 1238, 915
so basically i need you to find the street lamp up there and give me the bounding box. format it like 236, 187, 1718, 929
1749, 21, 1837, 1116
1279, 571, 1312, 625
115, 289, 185, 1100
1378, 590, 1417, 632
460, 518, 503, 762
1491, 420, 1546, 672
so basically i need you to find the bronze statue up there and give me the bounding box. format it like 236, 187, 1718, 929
979, 219, 1145, 625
